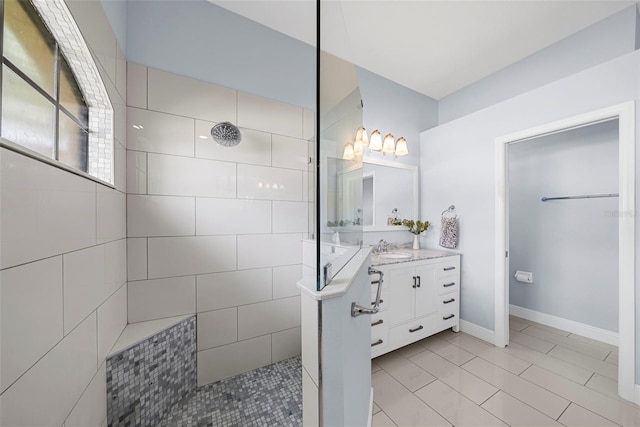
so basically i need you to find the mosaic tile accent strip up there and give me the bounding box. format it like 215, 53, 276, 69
161, 356, 302, 427
106, 316, 197, 427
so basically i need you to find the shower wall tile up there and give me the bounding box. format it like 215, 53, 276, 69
114, 100, 127, 149
127, 107, 195, 156
197, 307, 238, 351
104, 239, 127, 301
148, 68, 237, 122
116, 45, 127, 102
0, 257, 64, 393
0, 148, 97, 269
128, 276, 196, 323
197, 335, 272, 385
65, 363, 107, 427
97, 285, 127, 362
195, 120, 271, 166
273, 201, 308, 233
147, 153, 236, 198
272, 265, 303, 300
127, 150, 147, 194
114, 141, 127, 192
272, 327, 302, 363
196, 198, 271, 235
272, 135, 308, 170
238, 92, 303, 138
147, 235, 236, 279
237, 164, 302, 201
197, 268, 272, 312
237, 296, 301, 340
0, 313, 98, 427
127, 238, 148, 281
127, 62, 147, 108
97, 186, 126, 244
238, 233, 303, 270
127, 195, 195, 237
303, 109, 315, 141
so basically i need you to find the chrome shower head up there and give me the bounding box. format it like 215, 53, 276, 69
211, 122, 241, 147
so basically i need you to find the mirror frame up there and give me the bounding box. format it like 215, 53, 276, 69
361, 156, 419, 232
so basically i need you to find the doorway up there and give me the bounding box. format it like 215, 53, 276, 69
494, 102, 636, 402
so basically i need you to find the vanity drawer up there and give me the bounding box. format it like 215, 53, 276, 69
438, 278, 458, 295
438, 297, 459, 329
436, 259, 460, 279
390, 315, 435, 347
371, 321, 389, 354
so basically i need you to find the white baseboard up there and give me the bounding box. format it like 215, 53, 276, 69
509, 305, 618, 346
460, 320, 495, 344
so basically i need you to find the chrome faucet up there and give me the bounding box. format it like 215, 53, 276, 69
375, 239, 388, 254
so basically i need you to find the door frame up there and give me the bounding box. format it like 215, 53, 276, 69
494, 101, 636, 402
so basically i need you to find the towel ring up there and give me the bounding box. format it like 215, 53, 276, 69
441, 205, 457, 218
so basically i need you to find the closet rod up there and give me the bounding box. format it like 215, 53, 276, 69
541, 193, 619, 202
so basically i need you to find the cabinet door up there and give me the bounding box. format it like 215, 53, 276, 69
414, 265, 438, 318
387, 267, 415, 325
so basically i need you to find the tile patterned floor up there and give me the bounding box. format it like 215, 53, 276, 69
372, 316, 640, 427
160, 356, 302, 427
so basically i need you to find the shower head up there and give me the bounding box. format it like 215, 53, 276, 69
211, 122, 241, 147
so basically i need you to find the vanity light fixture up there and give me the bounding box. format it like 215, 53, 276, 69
369, 130, 382, 151
343, 142, 355, 160
382, 133, 396, 155
394, 137, 408, 157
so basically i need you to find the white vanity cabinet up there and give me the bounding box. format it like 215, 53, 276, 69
371, 254, 460, 358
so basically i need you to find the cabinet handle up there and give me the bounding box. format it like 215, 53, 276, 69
444, 266, 456, 271
443, 298, 455, 304
417, 275, 421, 288
443, 314, 455, 320
372, 319, 384, 327
409, 325, 424, 333
412, 276, 417, 288
371, 339, 384, 347
371, 299, 384, 306
443, 282, 456, 287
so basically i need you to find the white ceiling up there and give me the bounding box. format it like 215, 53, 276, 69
210, 1, 635, 99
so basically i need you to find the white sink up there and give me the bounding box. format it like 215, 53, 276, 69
379, 252, 412, 259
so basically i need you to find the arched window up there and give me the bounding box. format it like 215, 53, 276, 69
1, 0, 114, 184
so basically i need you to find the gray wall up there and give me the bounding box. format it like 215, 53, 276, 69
508, 120, 619, 332
126, 0, 315, 110
438, 5, 639, 124
99, 0, 127, 50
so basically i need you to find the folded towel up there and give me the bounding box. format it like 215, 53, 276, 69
439, 216, 458, 249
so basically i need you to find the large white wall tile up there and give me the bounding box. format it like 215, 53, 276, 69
97, 186, 126, 244
114, 101, 127, 149
147, 236, 236, 279
97, 285, 127, 361
114, 141, 127, 192
197, 308, 238, 351
104, 239, 127, 302
237, 92, 302, 138
1, 149, 96, 269
272, 135, 308, 170
127, 107, 194, 156
272, 265, 303, 299
148, 68, 236, 122
237, 164, 302, 201
147, 153, 236, 198
128, 276, 196, 323
197, 268, 272, 312
272, 201, 308, 233
238, 234, 302, 270
127, 238, 147, 281
272, 327, 301, 362
196, 198, 271, 236
63, 245, 105, 335
64, 363, 107, 427
0, 257, 64, 393
0, 313, 97, 427
196, 121, 271, 166
128, 195, 195, 237
197, 335, 271, 385
126, 150, 147, 194
302, 109, 315, 141
127, 63, 147, 108
116, 46, 127, 103
237, 296, 301, 340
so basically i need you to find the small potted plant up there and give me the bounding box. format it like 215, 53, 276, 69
402, 219, 430, 250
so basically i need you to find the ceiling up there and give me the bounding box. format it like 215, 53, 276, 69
209, 0, 635, 100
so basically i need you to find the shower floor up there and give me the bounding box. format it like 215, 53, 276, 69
160, 356, 302, 426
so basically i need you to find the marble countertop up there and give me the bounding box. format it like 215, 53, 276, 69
371, 247, 459, 266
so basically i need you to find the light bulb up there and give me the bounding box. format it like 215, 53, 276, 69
382, 133, 395, 155
343, 143, 355, 160
369, 130, 382, 151
395, 137, 408, 157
